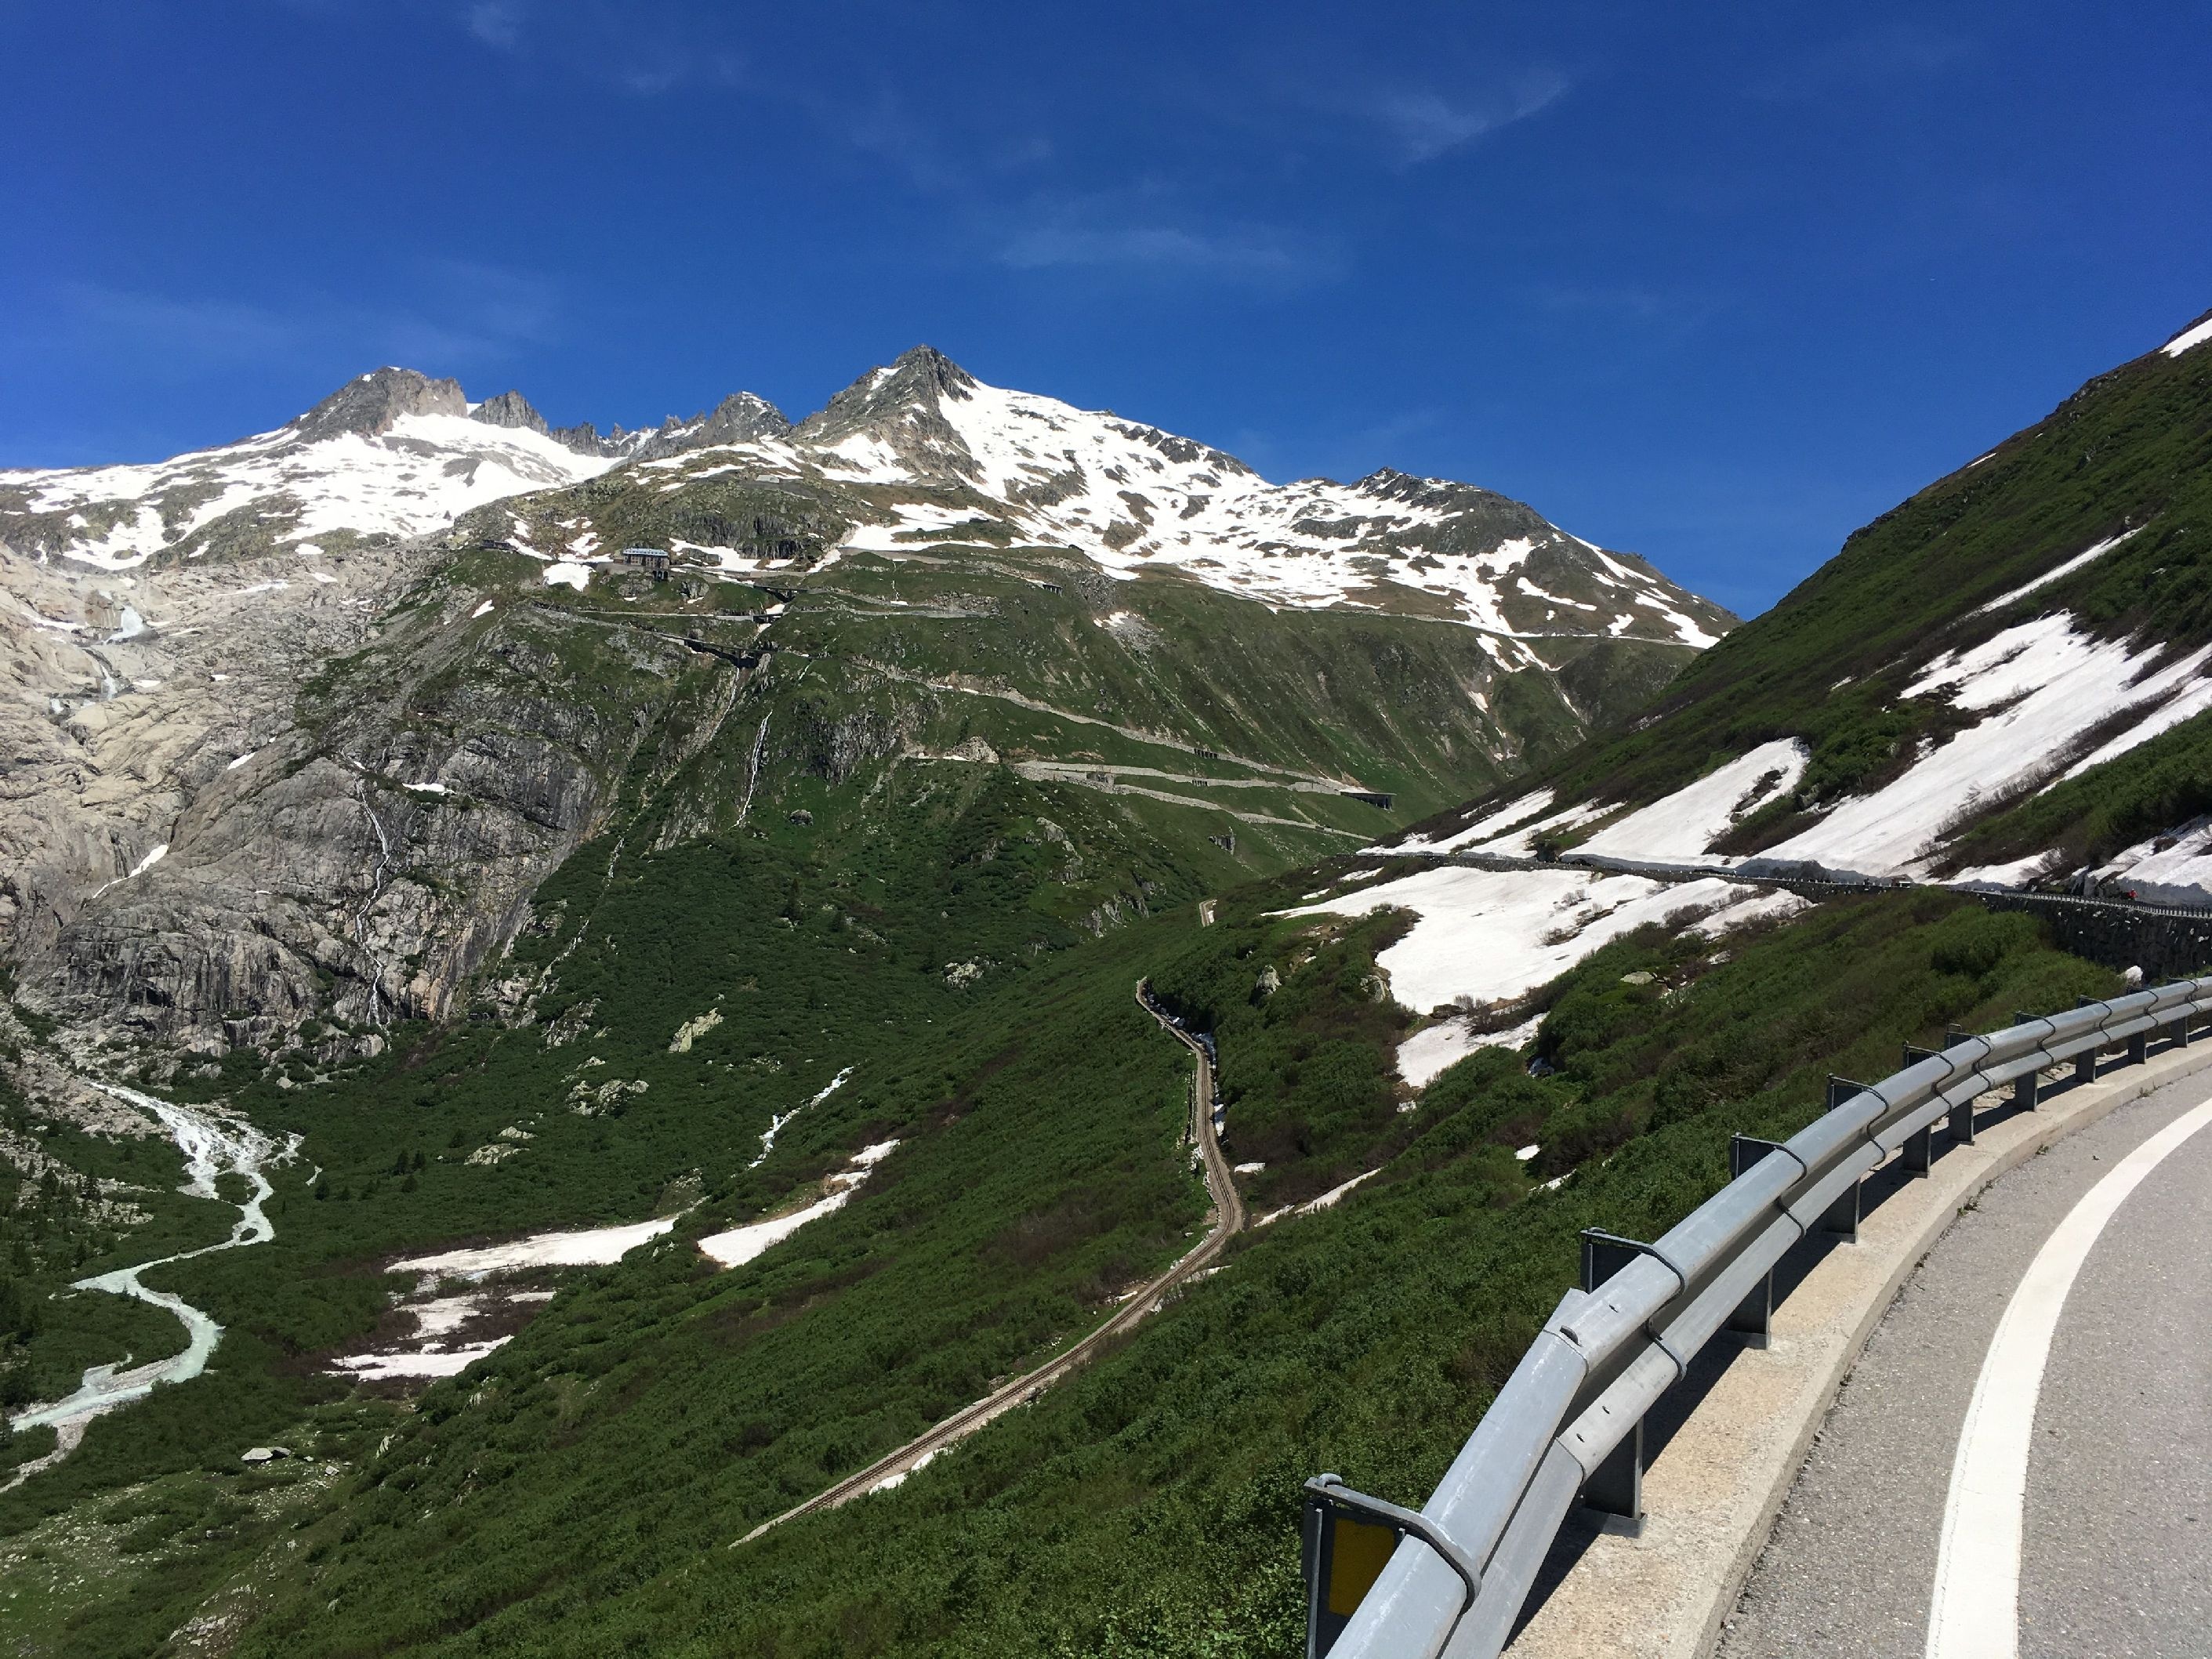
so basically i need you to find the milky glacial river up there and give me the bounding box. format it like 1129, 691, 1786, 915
9, 1083, 289, 1442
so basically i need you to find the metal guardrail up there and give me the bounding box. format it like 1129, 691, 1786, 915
1410, 844, 2212, 920
1304, 979, 2212, 1658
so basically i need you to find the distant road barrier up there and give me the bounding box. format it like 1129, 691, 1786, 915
1412, 843, 2212, 921
1302, 978, 2212, 1658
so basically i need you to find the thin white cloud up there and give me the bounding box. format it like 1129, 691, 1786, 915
63, 289, 307, 360
1367, 69, 1570, 163
42, 265, 560, 373
1529, 282, 1723, 330
463, 1, 523, 50
1752, 24, 1973, 100
998, 219, 1325, 281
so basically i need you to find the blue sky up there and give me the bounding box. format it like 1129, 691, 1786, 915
4, 2, 2207, 614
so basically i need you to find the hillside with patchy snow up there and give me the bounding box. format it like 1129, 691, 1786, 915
1385, 305, 2212, 905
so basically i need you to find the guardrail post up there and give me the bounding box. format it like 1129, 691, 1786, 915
2128, 1027, 2149, 1066
1819, 1179, 1860, 1239
1948, 1091, 1977, 1146
1583, 1423, 1644, 1534
1896, 1046, 1938, 1172
1301, 1476, 1482, 1659
1901, 1122, 1935, 1174
1576, 1233, 1649, 1532
2075, 999, 2103, 1084
1723, 1137, 1784, 1346
1818, 1078, 1873, 1239
1945, 1023, 1982, 1141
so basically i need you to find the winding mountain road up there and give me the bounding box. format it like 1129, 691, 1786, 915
734, 980, 1244, 1545
1716, 1066, 2212, 1659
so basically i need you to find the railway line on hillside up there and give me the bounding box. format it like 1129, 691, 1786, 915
733, 980, 1244, 1545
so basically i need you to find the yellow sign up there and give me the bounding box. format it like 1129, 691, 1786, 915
1325, 1513, 1396, 1616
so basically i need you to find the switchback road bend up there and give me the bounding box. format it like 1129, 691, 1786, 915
1717, 1067, 2212, 1659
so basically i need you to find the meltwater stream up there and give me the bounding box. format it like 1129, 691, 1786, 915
8, 1082, 290, 1455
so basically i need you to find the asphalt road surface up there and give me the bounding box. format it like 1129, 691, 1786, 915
1717, 1066, 2212, 1658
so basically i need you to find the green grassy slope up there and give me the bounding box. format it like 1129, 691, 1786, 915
0, 676, 2142, 1658
210, 888, 2113, 1659
31, 326, 2203, 1656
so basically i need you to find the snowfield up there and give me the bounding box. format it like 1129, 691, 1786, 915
1972, 530, 2139, 616
1578, 739, 1807, 861
335, 1338, 508, 1382
328, 1288, 557, 1382
2077, 820, 2212, 905
1288, 864, 1804, 1016
2163, 315, 2212, 358
1398, 788, 1556, 853
1395, 1012, 1545, 1088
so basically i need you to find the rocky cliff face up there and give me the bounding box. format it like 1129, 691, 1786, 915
0, 531, 723, 1052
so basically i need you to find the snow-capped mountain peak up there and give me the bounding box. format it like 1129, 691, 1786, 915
754, 346, 1730, 647
291, 367, 472, 441
0, 372, 792, 571
2, 351, 1732, 650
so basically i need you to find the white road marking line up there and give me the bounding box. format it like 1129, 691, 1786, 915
1925, 1092, 2212, 1659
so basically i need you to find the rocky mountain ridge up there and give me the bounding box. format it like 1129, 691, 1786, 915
625, 345, 1736, 650
1, 350, 1736, 1054
4, 352, 1732, 648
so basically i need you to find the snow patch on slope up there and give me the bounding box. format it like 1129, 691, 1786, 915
2162, 316, 2212, 358
698, 1139, 898, 1269
1579, 739, 1807, 860
1972, 530, 2140, 616
1768, 614, 2212, 876
1401, 788, 1555, 854
391, 1215, 676, 1278
1287, 864, 1797, 1013
2096, 821, 2212, 904
1396, 1013, 1543, 1088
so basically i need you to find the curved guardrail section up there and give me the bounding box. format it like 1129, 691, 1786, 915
1305, 979, 2212, 1659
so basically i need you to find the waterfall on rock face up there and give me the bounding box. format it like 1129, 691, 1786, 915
736, 714, 771, 827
